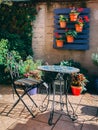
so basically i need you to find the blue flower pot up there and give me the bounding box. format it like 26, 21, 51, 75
28, 88, 37, 95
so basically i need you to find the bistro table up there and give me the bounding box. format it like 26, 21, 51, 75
38, 65, 80, 125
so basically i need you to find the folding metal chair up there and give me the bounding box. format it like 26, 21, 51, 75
6, 53, 49, 117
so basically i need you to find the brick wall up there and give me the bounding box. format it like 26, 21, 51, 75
32, 2, 98, 75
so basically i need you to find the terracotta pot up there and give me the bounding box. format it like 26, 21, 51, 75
70, 13, 78, 21
60, 21, 66, 28
56, 40, 63, 47
71, 86, 82, 96
75, 24, 83, 32
66, 35, 74, 43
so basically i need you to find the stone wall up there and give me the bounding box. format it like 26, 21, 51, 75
32, 2, 98, 75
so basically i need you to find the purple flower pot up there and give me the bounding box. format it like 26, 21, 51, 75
28, 88, 37, 95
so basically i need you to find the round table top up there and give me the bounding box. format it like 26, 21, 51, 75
38, 65, 80, 74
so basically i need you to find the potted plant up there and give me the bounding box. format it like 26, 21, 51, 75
71, 73, 89, 96
91, 50, 98, 93
75, 16, 89, 32
54, 32, 64, 47
59, 15, 68, 28
69, 7, 83, 21
65, 28, 77, 43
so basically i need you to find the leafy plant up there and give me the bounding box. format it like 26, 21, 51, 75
71, 73, 89, 91
65, 29, 77, 38
0, 3, 37, 60
0, 39, 9, 65
59, 15, 68, 22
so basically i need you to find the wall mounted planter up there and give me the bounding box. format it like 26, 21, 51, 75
53, 8, 90, 50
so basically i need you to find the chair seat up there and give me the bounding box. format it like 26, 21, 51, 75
14, 78, 41, 86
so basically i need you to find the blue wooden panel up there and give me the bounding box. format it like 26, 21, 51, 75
53, 8, 90, 50
53, 44, 89, 50
54, 8, 90, 14
54, 29, 89, 34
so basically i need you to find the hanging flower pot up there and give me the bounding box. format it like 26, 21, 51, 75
54, 32, 64, 47
56, 40, 63, 47
59, 15, 68, 28
60, 21, 66, 28
65, 29, 77, 43
66, 35, 74, 43
75, 24, 83, 32
69, 7, 83, 22
70, 13, 78, 21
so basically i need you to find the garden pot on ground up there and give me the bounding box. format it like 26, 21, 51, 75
71, 86, 82, 96
28, 87, 37, 95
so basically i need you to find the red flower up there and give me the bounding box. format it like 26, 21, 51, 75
77, 8, 83, 12
84, 16, 89, 22
54, 32, 63, 40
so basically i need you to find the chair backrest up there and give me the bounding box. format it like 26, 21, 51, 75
6, 52, 20, 84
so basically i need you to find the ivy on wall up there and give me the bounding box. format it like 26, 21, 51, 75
0, 2, 37, 59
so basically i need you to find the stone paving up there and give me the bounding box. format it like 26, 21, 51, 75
0, 85, 98, 130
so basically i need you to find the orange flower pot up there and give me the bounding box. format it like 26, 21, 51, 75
75, 24, 83, 32
66, 35, 74, 43
71, 86, 82, 96
56, 40, 63, 47
60, 21, 66, 28
70, 13, 78, 21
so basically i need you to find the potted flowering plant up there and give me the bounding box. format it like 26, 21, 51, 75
75, 16, 89, 32
71, 73, 89, 96
69, 7, 83, 21
59, 15, 68, 28
65, 28, 77, 43
54, 32, 64, 47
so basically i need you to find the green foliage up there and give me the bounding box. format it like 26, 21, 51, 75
5, 52, 42, 82
0, 39, 9, 65
18, 56, 42, 75
59, 15, 68, 22
65, 29, 77, 38
0, 2, 37, 60
60, 59, 88, 76
92, 52, 98, 66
